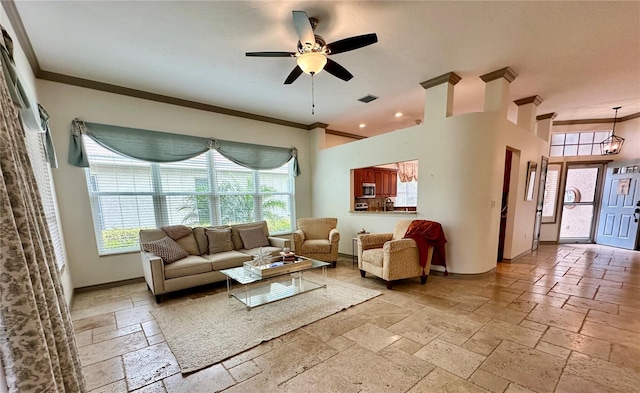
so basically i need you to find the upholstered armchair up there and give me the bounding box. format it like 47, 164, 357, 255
293, 218, 340, 267
357, 220, 432, 289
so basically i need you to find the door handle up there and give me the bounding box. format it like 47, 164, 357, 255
634, 207, 640, 223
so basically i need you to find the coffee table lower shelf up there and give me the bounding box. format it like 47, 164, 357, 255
221, 260, 329, 310
230, 276, 325, 310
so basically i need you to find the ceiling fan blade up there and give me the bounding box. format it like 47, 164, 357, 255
284, 66, 303, 84
327, 33, 378, 55
324, 59, 353, 82
292, 10, 316, 46
246, 51, 295, 57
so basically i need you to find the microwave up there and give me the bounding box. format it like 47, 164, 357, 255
362, 183, 376, 198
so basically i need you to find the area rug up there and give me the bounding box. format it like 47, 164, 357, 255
150, 275, 381, 373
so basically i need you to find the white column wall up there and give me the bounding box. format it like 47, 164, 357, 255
37, 80, 313, 288
312, 109, 547, 275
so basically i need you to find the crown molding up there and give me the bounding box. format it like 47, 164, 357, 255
553, 112, 640, 125
514, 95, 543, 106
536, 112, 558, 121
1, 0, 40, 73
479, 67, 518, 83
420, 72, 462, 90
306, 122, 329, 130
326, 129, 366, 140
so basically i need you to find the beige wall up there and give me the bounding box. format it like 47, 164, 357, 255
312, 85, 548, 275
37, 80, 313, 288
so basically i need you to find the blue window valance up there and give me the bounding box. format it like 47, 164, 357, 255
68, 119, 300, 176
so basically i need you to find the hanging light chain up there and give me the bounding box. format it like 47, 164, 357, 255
311, 72, 316, 115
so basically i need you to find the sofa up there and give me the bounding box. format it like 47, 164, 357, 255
139, 221, 290, 302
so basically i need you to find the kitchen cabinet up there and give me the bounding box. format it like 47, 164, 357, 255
354, 169, 363, 197
353, 167, 397, 198
375, 168, 398, 197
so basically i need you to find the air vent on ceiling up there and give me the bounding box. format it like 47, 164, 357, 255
358, 94, 379, 103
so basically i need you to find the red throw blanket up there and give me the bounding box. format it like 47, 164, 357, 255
403, 220, 448, 276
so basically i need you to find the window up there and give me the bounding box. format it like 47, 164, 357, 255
549, 131, 610, 157
24, 128, 66, 271
84, 138, 295, 255
395, 179, 418, 207
542, 163, 562, 223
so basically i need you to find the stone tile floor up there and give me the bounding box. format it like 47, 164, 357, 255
72, 244, 640, 393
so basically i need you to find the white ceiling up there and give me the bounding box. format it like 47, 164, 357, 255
11, 1, 640, 137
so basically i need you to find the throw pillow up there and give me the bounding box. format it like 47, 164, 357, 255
238, 227, 270, 249
142, 236, 188, 264
205, 227, 234, 254
160, 224, 192, 240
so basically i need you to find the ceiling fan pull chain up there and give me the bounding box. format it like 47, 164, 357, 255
311, 72, 315, 115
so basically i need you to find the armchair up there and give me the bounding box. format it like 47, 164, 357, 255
293, 218, 340, 267
357, 220, 432, 289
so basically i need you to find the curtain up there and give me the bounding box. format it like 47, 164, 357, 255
69, 119, 301, 176
397, 161, 418, 182
0, 32, 86, 393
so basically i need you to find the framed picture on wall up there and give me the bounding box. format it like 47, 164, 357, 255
525, 161, 537, 201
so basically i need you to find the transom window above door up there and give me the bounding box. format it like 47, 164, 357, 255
550, 131, 611, 157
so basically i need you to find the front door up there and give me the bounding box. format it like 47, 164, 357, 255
559, 163, 605, 243
596, 160, 640, 250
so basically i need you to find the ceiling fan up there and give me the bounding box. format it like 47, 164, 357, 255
246, 10, 378, 84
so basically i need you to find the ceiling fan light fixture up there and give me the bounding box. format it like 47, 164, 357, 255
297, 52, 327, 75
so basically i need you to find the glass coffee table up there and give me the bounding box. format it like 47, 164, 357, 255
220, 259, 330, 310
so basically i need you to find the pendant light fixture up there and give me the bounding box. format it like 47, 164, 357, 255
599, 106, 624, 155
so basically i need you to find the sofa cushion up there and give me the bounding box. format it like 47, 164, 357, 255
164, 255, 213, 279
301, 239, 331, 254
206, 227, 234, 254
362, 248, 384, 267
202, 251, 253, 270
160, 225, 200, 255
161, 225, 192, 240
142, 236, 189, 264
238, 227, 270, 249
230, 221, 268, 250
240, 246, 282, 258
193, 226, 230, 255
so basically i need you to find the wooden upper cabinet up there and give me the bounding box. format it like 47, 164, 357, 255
353, 169, 363, 197
363, 168, 375, 183
388, 170, 397, 197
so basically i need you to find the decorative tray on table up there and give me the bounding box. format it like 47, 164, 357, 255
243, 255, 313, 278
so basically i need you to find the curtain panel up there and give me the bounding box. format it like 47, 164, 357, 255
0, 40, 86, 392
69, 119, 301, 176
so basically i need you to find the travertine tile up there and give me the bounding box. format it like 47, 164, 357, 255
163, 364, 234, 393
130, 381, 166, 393
518, 319, 548, 332
79, 331, 148, 366
526, 304, 585, 332
123, 342, 180, 391
586, 309, 640, 332
550, 282, 598, 299
534, 340, 571, 360
228, 360, 262, 383
407, 368, 491, 393
387, 314, 445, 345
473, 303, 526, 324
414, 339, 485, 379
73, 313, 116, 332
595, 291, 640, 307
463, 331, 502, 356
115, 304, 156, 328
142, 320, 162, 337
385, 337, 423, 355
504, 383, 537, 393
325, 335, 355, 352
378, 345, 436, 376
581, 321, 640, 350
516, 292, 566, 308
147, 333, 165, 345
75, 329, 92, 347
564, 351, 640, 392
478, 319, 542, 348
470, 369, 510, 393
577, 277, 622, 288
88, 379, 128, 393
610, 343, 640, 372
554, 374, 620, 393
480, 340, 564, 393
541, 327, 610, 360
506, 299, 537, 313
565, 296, 618, 314
71, 299, 133, 321
342, 322, 402, 352
82, 356, 124, 391
93, 323, 142, 344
